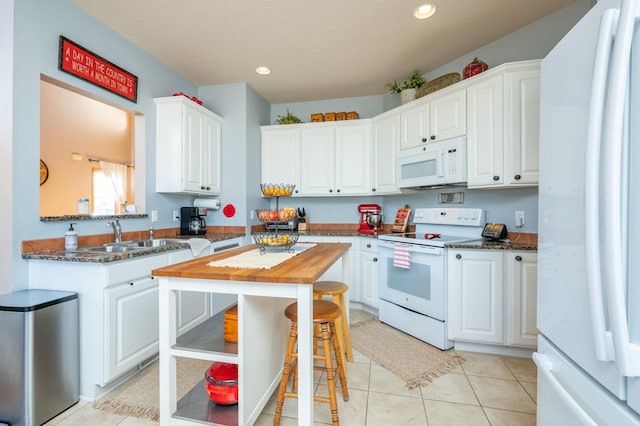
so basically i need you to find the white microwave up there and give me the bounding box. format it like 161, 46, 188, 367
396, 136, 467, 188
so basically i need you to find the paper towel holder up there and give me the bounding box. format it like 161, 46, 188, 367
193, 198, 221, 210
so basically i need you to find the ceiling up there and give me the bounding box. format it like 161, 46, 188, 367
72, 0, 576, 104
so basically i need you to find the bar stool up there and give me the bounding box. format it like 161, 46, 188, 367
274, 300, 349, 426
313, 281, 353, 362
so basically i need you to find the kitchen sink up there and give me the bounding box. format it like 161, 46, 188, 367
73, 239, 186, 254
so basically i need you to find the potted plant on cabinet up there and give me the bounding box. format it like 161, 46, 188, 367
386, 70, 427, 104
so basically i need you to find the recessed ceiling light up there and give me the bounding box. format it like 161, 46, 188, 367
256, 66, 271, 75
414, 4, 437, 19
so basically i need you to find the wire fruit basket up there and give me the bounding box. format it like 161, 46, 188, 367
252, 232, 299, 254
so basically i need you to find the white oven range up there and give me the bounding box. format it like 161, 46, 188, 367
378, 208, 484, 350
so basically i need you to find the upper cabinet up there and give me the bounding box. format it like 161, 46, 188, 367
261, 126, 301, 193
372, 113, 402, 195
466, 61, 541, 188
400, 89, 466, 151
155, 96, 222, 195
300, 121, 372, 196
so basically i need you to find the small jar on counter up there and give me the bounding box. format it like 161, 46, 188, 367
77, 198, 90, 215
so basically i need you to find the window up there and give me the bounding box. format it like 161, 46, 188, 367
92, 168, 118, 215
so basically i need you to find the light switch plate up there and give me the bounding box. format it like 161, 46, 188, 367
151, 210, 158, 222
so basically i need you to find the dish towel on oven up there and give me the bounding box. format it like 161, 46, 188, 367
393, 243, 411, 269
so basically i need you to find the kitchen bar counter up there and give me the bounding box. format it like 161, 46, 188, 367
152, 242, 351, 425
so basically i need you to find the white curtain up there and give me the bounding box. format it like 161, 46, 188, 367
99, 161, 128, 208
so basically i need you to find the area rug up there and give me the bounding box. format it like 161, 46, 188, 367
93, 357, 211, 421
350, 318, 465, 389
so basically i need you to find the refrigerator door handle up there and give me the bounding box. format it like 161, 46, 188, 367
601, 0, 640, 377
532, 353, 598, 426
584, 8, 618, 362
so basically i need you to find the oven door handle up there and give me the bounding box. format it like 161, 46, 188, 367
379, 241, 444, 255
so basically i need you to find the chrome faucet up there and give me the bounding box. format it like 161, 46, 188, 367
107, 219, 122, 243
149, 226, 154, 240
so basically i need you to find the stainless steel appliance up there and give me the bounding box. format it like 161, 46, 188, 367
535, 0, 640, 422
396, 136, 467, 189
378, 208, 484, 349
0, 290, 79, 426
180, 207, 207, 235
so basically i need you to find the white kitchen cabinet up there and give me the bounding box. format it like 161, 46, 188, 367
28, 253, 170, 400
372, 113, 402, 194
155, 96, 222, 195
169, 249, 211, 336
261, 126, 301, 192
447, 248, 538, 349
359, 238, 379, 308
448, 250, 505, 344
299, 121, 371, 196
400, 89, 466, 151
105, 276, 159, 382
466, 61, 541, 188
507, 251, 538, 347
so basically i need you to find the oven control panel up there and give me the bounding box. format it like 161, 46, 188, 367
413, 208, 484, 226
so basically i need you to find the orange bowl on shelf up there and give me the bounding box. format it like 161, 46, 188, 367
260, 183, 296, 197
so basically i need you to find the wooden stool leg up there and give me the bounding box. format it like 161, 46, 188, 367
320, 323, 340, 426
330, 295, 347, 365
274, 321, 297, 426
330, 320, 349, 402
336, 294, 353, 361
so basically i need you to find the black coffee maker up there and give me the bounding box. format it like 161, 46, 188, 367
180, 207, 207, 235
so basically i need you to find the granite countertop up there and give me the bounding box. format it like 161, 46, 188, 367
23, 233, 245, 263
446, 238, 538, 251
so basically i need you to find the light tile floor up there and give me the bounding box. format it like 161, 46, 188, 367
46, 310, 537, 425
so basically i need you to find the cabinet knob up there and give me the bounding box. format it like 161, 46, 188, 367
336, 189, 341, 193
423, 147, 427, 151
373, 257, 378, 262
456, 254, 462, 259
422, 137, 427, 143
514, 174, 521, 180
295, 189, 299, 193
329, 189, 333, 193
372, 188, 376, 192
515, 255, 523, 261
430, 135, 436, 140
367, 243, 371, 248
493, 176, 500, 181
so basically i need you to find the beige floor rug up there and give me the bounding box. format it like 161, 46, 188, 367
350, 318, 465, 389
93, 357, 211, 421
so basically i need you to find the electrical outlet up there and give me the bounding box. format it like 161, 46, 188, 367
515, 210, 525, 228
151, 210, 158, 222
173, 210, 180, 221
250, 210, 255, 220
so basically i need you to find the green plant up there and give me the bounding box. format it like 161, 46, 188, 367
275, 109, 302, 124
386, 70, 427, 94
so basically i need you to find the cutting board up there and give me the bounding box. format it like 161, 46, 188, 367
391, 205, 411, 233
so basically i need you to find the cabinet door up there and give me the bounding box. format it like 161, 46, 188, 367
359, 240, 379, 308
507, 252, 538, 347
105, 277, 159, 383
466, 74, 504, 187
334, 123, 371, 195
169, 249, 211, 335
448, 250, 505, 344
429, 89, 466, 142
182, 106, 206, 192
372, 114, 401, 194
261, 127, 300, 191
201, 115, 222, 194
505, 69, 540, 186
400, 103, 429, 150
300, 126, 334, 195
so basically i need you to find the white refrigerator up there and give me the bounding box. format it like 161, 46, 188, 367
536, 0, 640, 424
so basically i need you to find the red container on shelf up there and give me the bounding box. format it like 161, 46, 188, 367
463, 57, 489, 79
204, 362, 238, 405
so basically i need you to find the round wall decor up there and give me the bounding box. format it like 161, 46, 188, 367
40, 159, 49, 186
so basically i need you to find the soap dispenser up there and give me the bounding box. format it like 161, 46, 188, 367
65, 223, 78, 251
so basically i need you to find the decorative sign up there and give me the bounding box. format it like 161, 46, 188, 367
58, 36, 138, 102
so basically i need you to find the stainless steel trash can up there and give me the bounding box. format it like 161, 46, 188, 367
0, 290, 79, 426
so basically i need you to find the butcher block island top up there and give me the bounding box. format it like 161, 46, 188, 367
151, 242, 351, 283
153, 242, 352, 426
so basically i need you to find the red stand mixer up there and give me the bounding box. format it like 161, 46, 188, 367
358, 204, 383, 234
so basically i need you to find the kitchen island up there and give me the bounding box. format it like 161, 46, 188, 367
152, 242, 351, 425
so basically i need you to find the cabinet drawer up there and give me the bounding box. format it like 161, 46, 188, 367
106, 253, 169, 286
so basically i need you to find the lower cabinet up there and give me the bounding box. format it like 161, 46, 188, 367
359, 239, 379, 308
447, 249, 537, 348
105, 276, 159, 382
